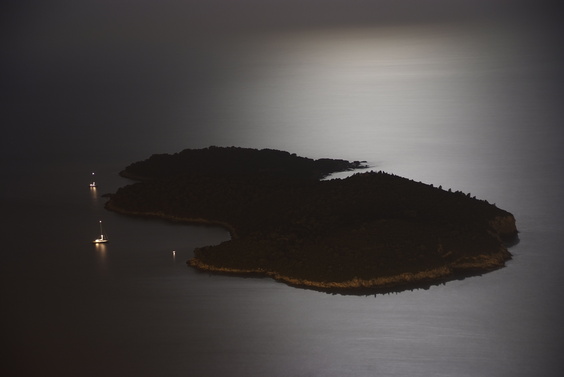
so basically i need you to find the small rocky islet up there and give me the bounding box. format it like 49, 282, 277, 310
105, 146, 517, 294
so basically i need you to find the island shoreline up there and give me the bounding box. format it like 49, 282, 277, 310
105, 201, 240, 239
187, 250, 511, 294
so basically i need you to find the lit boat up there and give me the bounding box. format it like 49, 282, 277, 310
93, 220, 109, 243
89, 172, 96, 188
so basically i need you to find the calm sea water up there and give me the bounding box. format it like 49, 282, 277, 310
3, 15, 564, 377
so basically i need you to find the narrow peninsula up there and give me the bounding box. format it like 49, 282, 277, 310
106, 146, 517, 294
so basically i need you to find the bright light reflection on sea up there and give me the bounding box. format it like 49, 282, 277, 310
94, 243, 107, 270
89, 186, 97, 201
201, 25, 526, 161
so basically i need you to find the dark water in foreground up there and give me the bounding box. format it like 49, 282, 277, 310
3, 14, 564, 377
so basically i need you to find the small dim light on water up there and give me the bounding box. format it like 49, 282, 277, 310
95, 244, 107, 265
89, 185, 97, 200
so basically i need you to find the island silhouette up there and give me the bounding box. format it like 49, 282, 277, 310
106, 146, 517, 294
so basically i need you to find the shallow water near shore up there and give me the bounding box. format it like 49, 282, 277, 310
3, 11, 564, 377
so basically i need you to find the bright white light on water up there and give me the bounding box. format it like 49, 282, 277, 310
196, 23, 533, 185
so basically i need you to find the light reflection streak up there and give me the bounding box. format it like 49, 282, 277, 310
95, 243, 108, 270
203, 24, 522, 165
89, 186, 97, 200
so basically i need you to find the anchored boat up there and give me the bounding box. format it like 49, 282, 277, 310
93, 220, 109, 243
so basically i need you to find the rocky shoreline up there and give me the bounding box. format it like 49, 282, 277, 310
187, 246, 512, 293
104, 203, 240, 239
105, 146, 517, 294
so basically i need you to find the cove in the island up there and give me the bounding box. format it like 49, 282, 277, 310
105, 146, 517, 294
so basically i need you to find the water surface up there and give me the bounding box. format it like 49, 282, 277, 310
3, 11, 564, 377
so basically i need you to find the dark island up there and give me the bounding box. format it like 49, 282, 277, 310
106, 146, 517, 294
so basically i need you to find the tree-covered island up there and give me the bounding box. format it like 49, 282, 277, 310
106, 146, 517, 294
